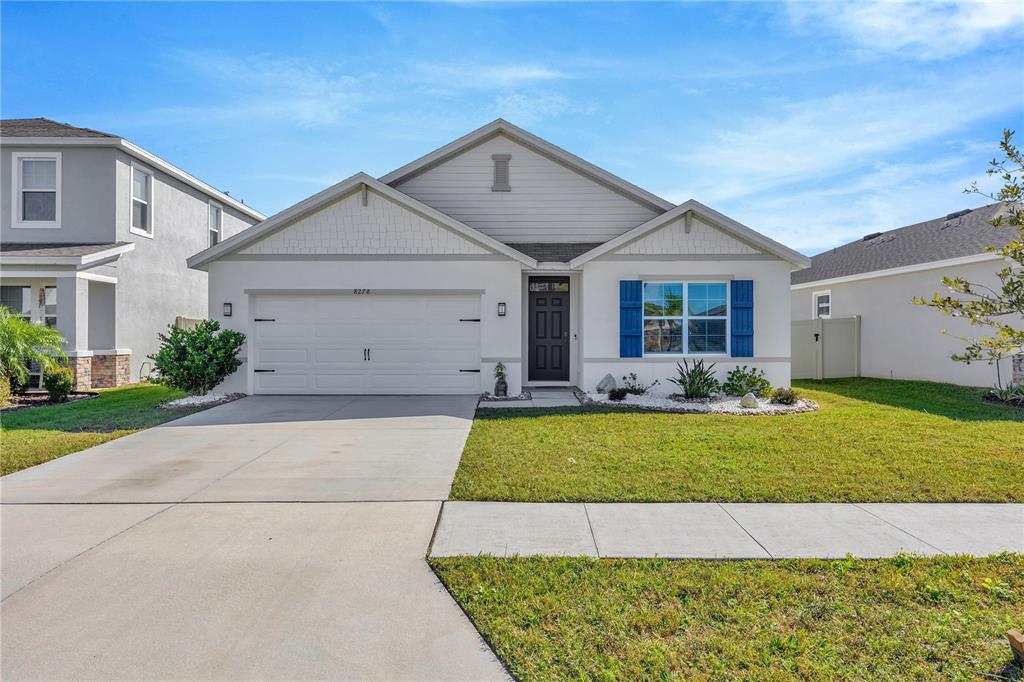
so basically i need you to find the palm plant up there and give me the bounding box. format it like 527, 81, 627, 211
667, 359, 720, 399
0, 306, 67, 391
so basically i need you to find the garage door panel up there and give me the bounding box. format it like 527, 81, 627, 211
251, 294, 481, 395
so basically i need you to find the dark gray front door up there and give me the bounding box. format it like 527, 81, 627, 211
528, 277, 570, 382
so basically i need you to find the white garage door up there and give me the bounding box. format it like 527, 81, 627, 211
250, 294, 482, 395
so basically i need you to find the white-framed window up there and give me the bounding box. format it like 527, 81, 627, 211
208, 201, 222, 247
130, 164, 154, 237
813, 290, 831, 319
643, 281, 729, 355
11, 152, 61, 228
1, 285, 32, 320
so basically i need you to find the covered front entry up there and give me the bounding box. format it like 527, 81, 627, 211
250, 293, 482, 394
528, 277, 570, 382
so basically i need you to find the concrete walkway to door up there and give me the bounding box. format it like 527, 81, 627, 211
1, 396, 508, 681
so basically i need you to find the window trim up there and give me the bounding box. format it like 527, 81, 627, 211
812, 289, 832, 319
641, 280, 730, 356
129, 162, 155, 238
208, 200, 223, 247
11, 152, 62, 229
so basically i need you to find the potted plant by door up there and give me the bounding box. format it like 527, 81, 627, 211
494, 362, 508, 397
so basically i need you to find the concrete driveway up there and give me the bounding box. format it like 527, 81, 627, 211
1, 395, 508, 680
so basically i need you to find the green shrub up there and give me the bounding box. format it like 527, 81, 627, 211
0, 306, 66, 388
148, 320, 245, 395
667, 359, 720, 399
43, 365, 75, 402
620, 372, 658, 395
608, 387, 628, 401
986, 382, 1024, 406
722, 365, 773, 397
772, 387, 799, 405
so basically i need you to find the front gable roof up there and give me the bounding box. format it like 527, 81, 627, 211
569, 200, 811, 269
378, 119, 675, 214
187, 173, 538, 270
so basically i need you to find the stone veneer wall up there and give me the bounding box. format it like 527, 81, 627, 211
70, 356, 92, 391
91, 353, 132, 389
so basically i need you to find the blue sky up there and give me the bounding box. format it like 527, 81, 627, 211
3, 1, 1022, 254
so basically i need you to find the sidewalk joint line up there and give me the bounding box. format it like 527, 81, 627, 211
582, 503, 601, 557
717, 503, 774, 559
852, 503, 948, 556
1, 503, 175, 604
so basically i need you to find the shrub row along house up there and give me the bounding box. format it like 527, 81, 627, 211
188, 120, 810, 396
0, 118, 264, 389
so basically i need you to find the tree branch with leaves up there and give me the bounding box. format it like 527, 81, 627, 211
915, 129, 1024, 389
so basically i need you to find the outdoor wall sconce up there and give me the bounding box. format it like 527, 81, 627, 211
223, 303, 233, 317
497, 302, 507, 317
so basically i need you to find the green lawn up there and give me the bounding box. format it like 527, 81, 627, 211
1, 383, 204, 475
450, 378, 1023, 502
432, 554, 1024, 681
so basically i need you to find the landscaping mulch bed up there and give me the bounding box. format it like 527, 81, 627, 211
480, 392, 532, 403
1, 392, 98, 413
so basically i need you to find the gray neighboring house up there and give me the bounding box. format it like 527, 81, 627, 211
1, 118, 264, 389
791, 203, 1021, 387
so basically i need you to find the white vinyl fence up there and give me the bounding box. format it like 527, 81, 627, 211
792, 316, 861, 380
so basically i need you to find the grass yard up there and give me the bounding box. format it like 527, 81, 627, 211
450, 378, 1023, 502
432, 554, 1024, 681
1, 383, 202, 475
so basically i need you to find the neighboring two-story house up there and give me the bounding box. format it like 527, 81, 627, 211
189, 120, 809, 396
1, 118, 264, 389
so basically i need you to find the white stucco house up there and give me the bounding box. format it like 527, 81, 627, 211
188, 120, 810, 396
792, 203, 1021, 388
1, 118, 264, 389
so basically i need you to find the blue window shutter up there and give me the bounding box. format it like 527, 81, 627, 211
731, 280, 753, 357
619, 280, 643, 358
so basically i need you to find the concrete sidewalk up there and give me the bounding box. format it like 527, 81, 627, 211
430, 502, 1024, 559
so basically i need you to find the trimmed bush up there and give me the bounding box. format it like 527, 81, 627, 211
723, 365, 773, 398
43, 365, 75, 403
607, 387, 629, 402
772, 387, 799, 405
149, 320, 245, 395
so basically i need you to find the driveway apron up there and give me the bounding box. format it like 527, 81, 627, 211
1, 395, 508, 681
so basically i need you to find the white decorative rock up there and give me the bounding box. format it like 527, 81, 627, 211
596, 374, 617, 393
739, 392, 759, 409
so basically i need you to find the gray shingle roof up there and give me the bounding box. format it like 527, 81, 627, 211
0, 117, 116, 139
0, 242, 129, 257
505, 242, 604, 262
791, 204, 1014, 285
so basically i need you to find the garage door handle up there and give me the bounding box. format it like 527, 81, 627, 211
254, 369, 275, 373
459, 318, 480, 322
459, 369, 481, 373
254, 318, 275, 322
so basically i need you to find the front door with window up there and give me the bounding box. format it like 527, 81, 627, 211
528, 277, 570, 382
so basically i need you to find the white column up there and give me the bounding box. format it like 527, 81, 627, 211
56, 276, 89, 352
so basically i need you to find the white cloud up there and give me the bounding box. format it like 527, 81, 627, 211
408, 61, 567, 88
787, 1, 1023, 60
490, 91, 576, 125
669, 68, 1017, 204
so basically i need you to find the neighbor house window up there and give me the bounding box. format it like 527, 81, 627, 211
813, 290, 831, 319
208, 201, 222, 246
131, 165, 153, 235
12, 152, 61, 227
643, 282, 728, 355
1, 285, 31, 320
43, 286, 57, 327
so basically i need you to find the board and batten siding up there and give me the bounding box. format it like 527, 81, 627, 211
392, 134, 662, 243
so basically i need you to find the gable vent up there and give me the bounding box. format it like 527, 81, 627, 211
492, 154, 511, 192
